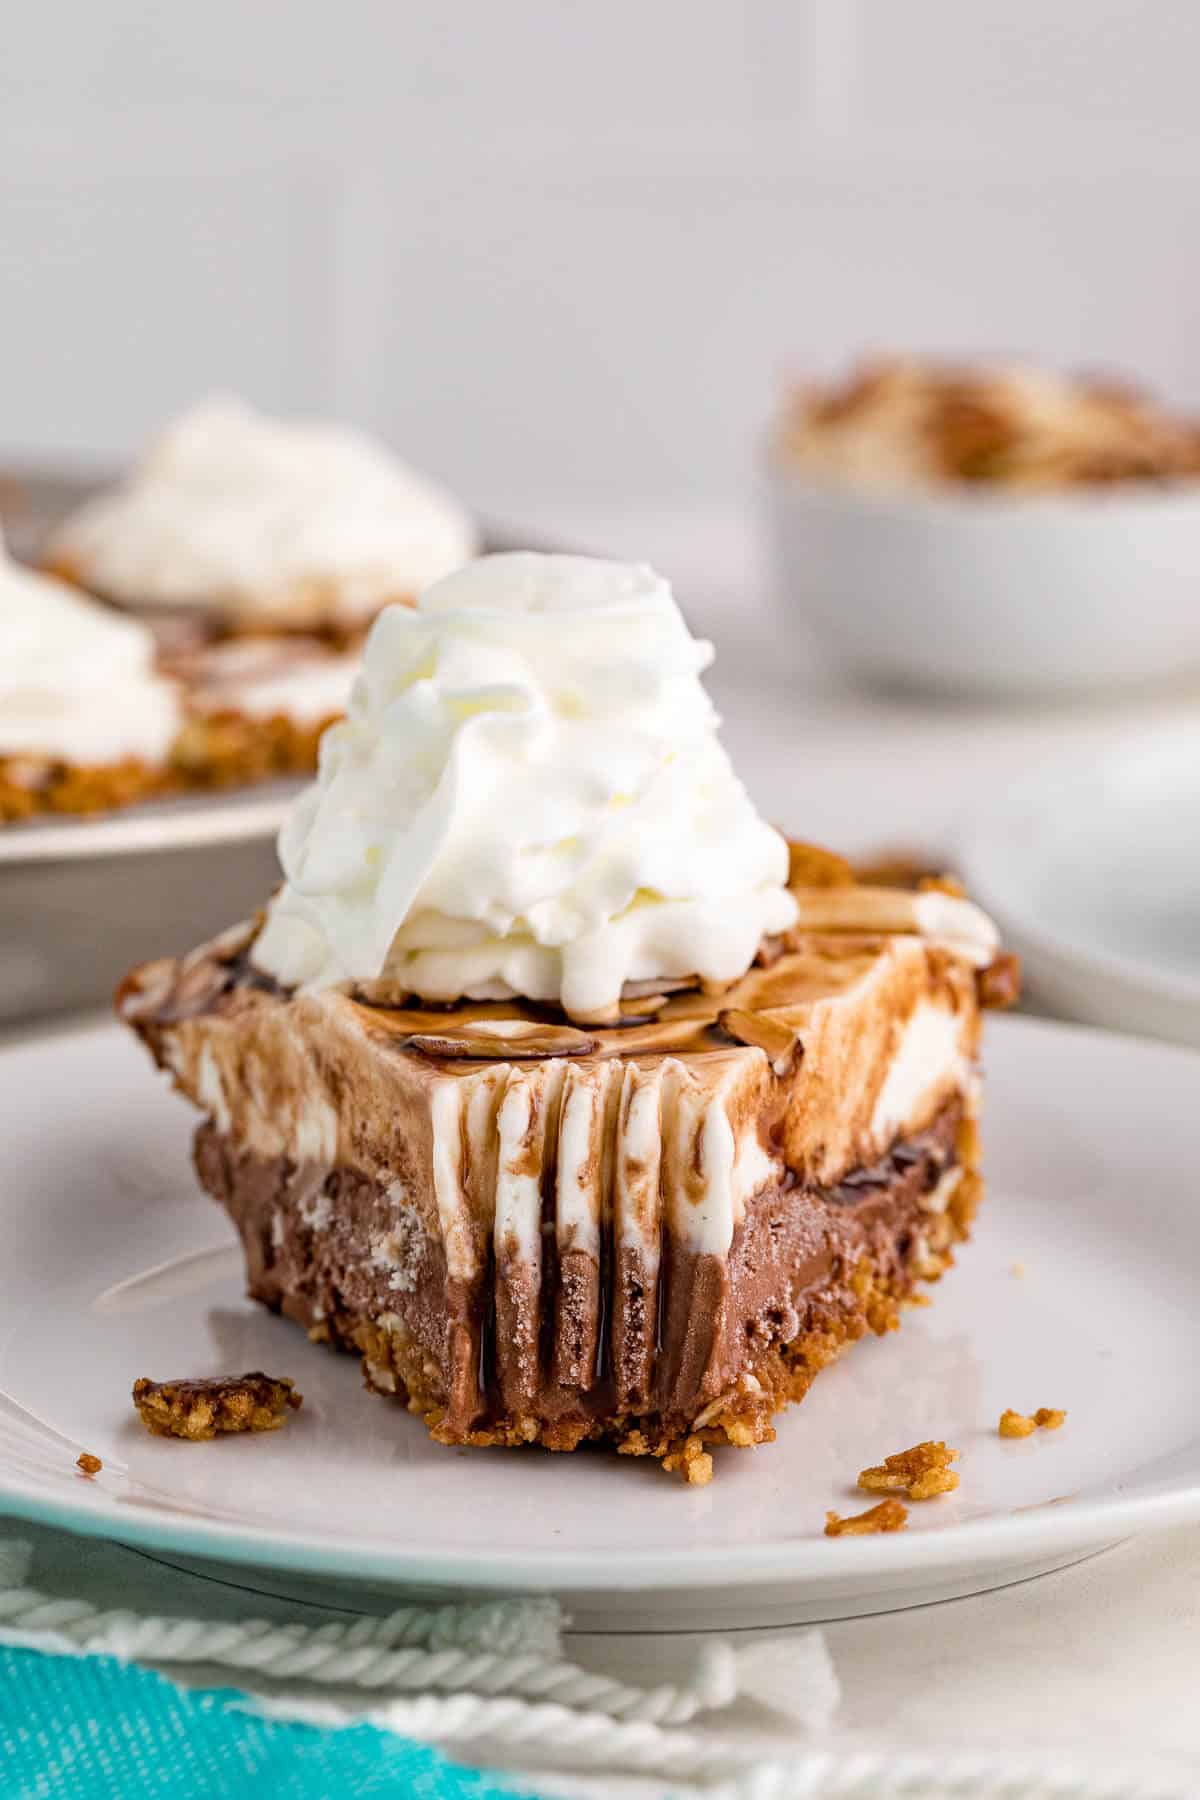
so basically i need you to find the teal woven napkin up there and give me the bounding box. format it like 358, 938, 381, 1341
1, 1643, 529, 1800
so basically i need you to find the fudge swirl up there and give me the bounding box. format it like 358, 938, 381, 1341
253, 552, 797, 1019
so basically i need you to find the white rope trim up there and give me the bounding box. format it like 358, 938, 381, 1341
709, 1747, 1189, 1800
0, 1548, 836, 1731
254, 1686, 784, 1782
254, 1690, 1186, 1798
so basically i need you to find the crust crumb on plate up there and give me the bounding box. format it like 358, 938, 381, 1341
75, 1452, 102, 1477
132, 1372, 302, 1441
825, 1498, 909, 1537
999, 1406, 1066, 1438
661, 1434, 715, 1487
858, 1439, 960, 1501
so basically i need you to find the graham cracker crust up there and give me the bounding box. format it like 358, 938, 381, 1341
0, 717, 332, 824
0, 753, 169, 822
168, 710, 335, 789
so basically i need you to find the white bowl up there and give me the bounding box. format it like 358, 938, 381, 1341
765, 471, 1200, 697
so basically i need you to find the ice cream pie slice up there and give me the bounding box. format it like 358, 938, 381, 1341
46, 396, 477, 646
167, 636, 360, 789
0, 530, 180, 821
120, 553, 1014, 1473
0, 528, 359, 821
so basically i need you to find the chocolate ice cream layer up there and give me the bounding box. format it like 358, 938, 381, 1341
194, 1100, 965, 1448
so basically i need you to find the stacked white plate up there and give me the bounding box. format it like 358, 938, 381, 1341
962, 724, 1200, 1049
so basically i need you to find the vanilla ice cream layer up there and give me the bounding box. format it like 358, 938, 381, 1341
252, 553, 798, 1019
49, 396, 477, 626
0, 534, 180, 765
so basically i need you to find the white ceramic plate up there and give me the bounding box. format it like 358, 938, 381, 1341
961, 725, 1200, 1049
1, 1013, 1197, 1629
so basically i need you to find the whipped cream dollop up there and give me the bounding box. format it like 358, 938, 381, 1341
49, 397, 478, 626
253, 553, 798, 1019
0, 533, 180, 764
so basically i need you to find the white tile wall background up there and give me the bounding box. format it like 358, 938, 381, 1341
4, 1, 1200, 532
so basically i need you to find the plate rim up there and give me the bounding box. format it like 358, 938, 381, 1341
3, 1467, 1195, 1594
3, 1012, 1200, 1593
958, 723, 1200, 1012
0, 788, 295, 866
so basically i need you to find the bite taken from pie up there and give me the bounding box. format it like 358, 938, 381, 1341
120, 553, 1015, 1476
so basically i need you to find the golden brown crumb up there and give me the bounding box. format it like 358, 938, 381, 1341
662, 1433, 715, 1486
858, 1439, 959, 1501
132, 1372, 302, 1441
825, 1498, 909, 1536
917, 872, 968, 899
1000, 1406, 1066, 1437
977, 953, 1023, 1011
1010, 1261, 1026, 1278
75, 1452, 102, 1477
909, 1465, 960, 1500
